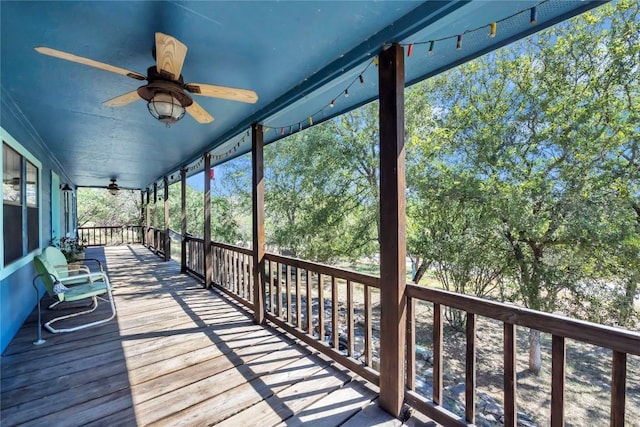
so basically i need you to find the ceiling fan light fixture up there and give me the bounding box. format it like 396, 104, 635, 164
147, 91, 186, 125
107, 178, 119, 195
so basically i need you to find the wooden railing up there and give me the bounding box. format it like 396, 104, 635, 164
143, 226, 169, 259
169, 236, 640, 425
212, 242, 254, 308
262, 253, 381, 385
404, 285, 640, 427
78, 225, 142, 246
184, 235, 205, 279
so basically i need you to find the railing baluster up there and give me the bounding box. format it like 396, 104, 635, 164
318, 273, 325, 341
235, 251, 240, 293
407, 296, 415, 390
504, 323, 516, 427
296, 266, 302, 329
275, 262, 281, 317
306, 269, 312, 335
433, 303, 443, 405
331, 276, 338, 350
551, 335, 566, 427
611, 351, 627, 427
364, 284, 372, 367
347, 280, 354, 358
285, 265, 292, 322
269, 261, 275, 315
466, 312, 476, 423
244, 254, 249, 299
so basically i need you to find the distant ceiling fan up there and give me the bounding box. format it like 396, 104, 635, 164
35, 33, 258, 125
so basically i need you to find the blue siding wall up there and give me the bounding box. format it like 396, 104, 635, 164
1, 90, 68, 353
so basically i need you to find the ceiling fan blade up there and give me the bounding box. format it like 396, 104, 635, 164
185, 83, 258, 104
155, 32, 188, 81
34, 47, 146, 80
186, 100, 214, 124
102, 90, 141, 107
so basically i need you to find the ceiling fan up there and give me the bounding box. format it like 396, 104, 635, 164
34, 33, 258, 125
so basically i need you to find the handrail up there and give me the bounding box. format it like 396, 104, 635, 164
78, 225, 143, 246
407, 284, 640, 355
264, 253, 380, 288
405, 283, 638, 426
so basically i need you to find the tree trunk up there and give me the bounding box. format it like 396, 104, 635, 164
619, 279, 638, 327
412, 260, 430, 283
528, 328, 542, 374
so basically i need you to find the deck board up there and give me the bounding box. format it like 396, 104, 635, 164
1, 245, 432, 426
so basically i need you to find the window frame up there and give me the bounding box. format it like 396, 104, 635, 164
1, 128, 42, 278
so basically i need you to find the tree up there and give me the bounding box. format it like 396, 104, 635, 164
77, 188, 141, 227
406, 0, 639, 373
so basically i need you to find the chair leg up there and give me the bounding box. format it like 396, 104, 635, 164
48, 300, 93, 310
44, 287, 117, 334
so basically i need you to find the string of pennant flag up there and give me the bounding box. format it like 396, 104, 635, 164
206, 0, 549, 167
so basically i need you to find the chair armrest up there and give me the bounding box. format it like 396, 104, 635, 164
59, 271, 109, 286
76, 258, 104, 272
53, 263, 91, 275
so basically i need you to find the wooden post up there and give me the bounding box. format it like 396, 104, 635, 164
378, 42, 406, 418
145, 189, 150, 247
204, 153, 212, 288
180, 168, 187, 273
611, 351, 627, 427
153, 182, 158, 251
163, 177, 170, 262
141, 190, 146, 246
503, 323, 517, 427
551, 335, 566, 427
252, 123, 266, 324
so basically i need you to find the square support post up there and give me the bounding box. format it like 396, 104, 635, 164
252, 123, 265, 324
145, 189, 150, 247
203, 153, 213, 288
153, 183, 158, 251
141, 190, 146, 246
163, 176, 170, 262
378, 42, 406, 418
180, 168, 187, 273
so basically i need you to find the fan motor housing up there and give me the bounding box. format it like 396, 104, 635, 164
137, 67, 193, 107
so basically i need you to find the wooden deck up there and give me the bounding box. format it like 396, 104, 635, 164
1, 245, 433, 427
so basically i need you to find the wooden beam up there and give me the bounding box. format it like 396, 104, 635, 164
204, 153, 212, 289
252, 123, 266, 324
378, 42, 406, 418
163, 177, 170, 262
180, 168, 187, 273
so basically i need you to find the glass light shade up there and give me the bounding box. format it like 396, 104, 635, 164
147, 92, 186, 125
107, 179, 119, 195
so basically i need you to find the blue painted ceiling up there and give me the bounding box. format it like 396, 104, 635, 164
0, 1, 606, 192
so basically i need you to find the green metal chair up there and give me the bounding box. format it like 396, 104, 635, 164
42, 246, 105, 283
41, 246, 107, 309
33, 255, 116, 333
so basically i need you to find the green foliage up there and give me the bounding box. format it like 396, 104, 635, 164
224, 115, 380, 262
406, 0, 639, 331
77, 188, 141, 227
49, 236, 86, 262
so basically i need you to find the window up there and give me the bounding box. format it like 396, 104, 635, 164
3, 142, 40, 265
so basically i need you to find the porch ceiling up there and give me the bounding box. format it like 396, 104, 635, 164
0, 1, 606, 192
